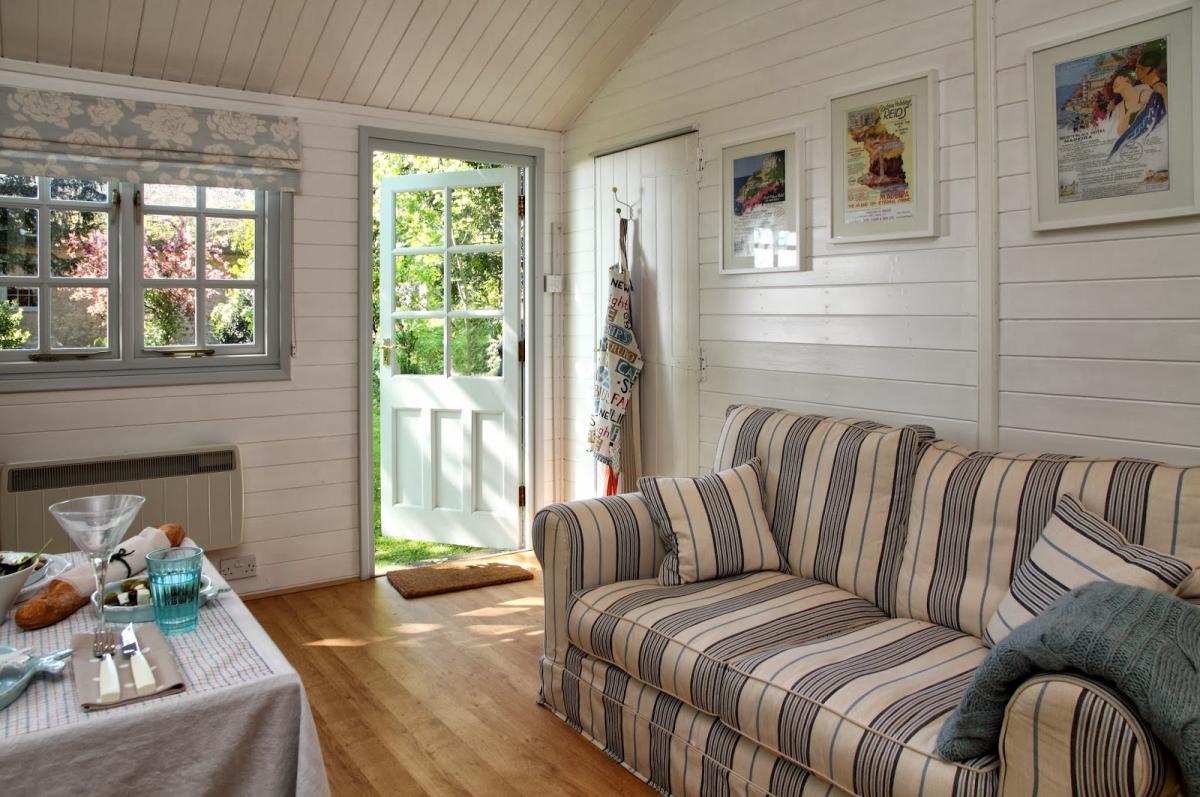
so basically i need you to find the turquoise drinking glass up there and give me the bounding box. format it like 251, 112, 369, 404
145, 547, 204, 635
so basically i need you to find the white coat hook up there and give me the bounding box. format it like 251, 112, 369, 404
612, 186, 634, 217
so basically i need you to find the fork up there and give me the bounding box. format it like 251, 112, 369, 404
93, 628, 121, 703
91, 627, 116, 659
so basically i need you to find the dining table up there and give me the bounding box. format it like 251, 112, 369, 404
0, 550, 330, 796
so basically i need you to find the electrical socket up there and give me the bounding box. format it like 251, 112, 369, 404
219, 554, 256, 580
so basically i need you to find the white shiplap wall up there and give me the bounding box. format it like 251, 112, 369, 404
561, 0, 981, 496
993, 0, 1200, 464
0, 60, 561, 594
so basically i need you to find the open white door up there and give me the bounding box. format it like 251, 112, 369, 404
379, 168, 521, 550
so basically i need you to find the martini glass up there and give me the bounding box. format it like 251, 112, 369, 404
48, 495, 145, 650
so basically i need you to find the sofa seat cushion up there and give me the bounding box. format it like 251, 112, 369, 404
721, 618, 999, 797
567, 571, 887, 716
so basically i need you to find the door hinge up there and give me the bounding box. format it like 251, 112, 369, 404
518, 340, 525, 363
518, 485, 526, 507
517, 194, 526, 220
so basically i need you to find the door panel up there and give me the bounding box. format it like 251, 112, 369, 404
379, 167, 521, 549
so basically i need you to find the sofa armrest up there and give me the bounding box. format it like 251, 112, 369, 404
533, 493, 662, 663
999, 674, 1180, 797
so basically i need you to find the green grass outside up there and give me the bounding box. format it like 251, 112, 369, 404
372, 370, 481, 569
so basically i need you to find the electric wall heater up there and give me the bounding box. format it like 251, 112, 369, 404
0, 447, 244, 554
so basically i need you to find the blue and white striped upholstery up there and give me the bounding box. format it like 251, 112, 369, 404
713, 406, 934, 614
567, 572, 886, 715
999, 674, 1178, 797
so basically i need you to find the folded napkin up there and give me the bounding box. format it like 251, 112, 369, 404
57, 526, 173, 598
71, 625, 185, 711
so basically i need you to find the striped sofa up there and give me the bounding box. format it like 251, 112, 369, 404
534, 405, 1198, 797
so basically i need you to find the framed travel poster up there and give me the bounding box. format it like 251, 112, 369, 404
1027, 4, 1198, 230
828, 72, 939, 243
719, 130, 804, 273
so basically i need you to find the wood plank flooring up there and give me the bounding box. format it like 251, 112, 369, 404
249, 552, 653, 796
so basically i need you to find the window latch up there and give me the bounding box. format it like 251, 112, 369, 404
142, 347, 215, 358
112, 188, 121, 213
28, 351, 110, 362
133, 189, 143, 223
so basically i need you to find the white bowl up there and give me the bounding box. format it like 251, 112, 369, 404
0, 565, 33, 627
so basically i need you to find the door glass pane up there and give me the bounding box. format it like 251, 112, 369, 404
0, 175, 36, 198
393, 317, 443, 375
144, 215, 197, 278
451, 317, 501, 377
0, 207, 37, 276
0, 286, 37, 349
450, 252, 501, 310
205, 288, 255, 345
395, 254, 443, 311
51, 286, 108, 349
51, 210, 109, 277
144, 287, 196, 346
450, 185, 502, 245
205, 217, 255, 279
144, 184, 198, 207
395, 189, 444, 247
205, 187, 255, 211
50, 178, 107, 201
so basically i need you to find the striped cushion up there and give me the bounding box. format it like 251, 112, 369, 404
567, 571, 887, 715
640, 458, 784, 585
897, 441, 1200, 638
722, 618, 998, 796
713, 405, 934, 612
983, 494, 1193, 646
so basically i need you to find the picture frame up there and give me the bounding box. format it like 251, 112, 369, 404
828, 71, 939, 243
719, 130, 804, 274
1026, 3, 1198, 231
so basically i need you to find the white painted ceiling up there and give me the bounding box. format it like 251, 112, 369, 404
0, 0, 679, 131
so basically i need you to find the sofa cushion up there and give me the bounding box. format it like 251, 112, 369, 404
721, 618, 998, 797
895, 440, 1200, 637
640, 458, 785, 585
713, 405, 933, 614
984, 493, 1193, 646
567, 571, 887, 716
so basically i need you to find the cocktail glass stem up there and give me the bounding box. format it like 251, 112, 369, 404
89, 552, 109, 637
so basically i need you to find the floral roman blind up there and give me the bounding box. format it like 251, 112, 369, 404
0, 86, 301, 191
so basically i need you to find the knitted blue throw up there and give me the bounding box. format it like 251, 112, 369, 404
937, 581, 1200, 796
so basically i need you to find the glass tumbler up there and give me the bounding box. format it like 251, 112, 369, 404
145, 546, 204, 635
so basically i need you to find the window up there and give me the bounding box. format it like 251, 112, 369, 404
0, 175, 290, 390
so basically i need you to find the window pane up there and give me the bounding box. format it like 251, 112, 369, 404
0, 174, 37, 198
450, 252, 501, 310
51, 210, 109, 278
205, 288, 254, 345
395, 254, 443, 311
450, 185, 502, 245
144, 287, 196, 346
0, 207, 37, 276
50, 179, 107, 201
204, 216, 255, 279
51, 286, 108, 349
205, 187, 255, 211
0, 286, 37, 349
143, 184, 197, 207
451, 317, 501, 377
393, 317, 443, 375
395, 190, 444, 248
144, 215, 197, 278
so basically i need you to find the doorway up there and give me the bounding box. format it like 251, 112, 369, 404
358, 132, 543, 577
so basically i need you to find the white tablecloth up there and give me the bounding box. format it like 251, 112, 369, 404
1, 555, 329, 797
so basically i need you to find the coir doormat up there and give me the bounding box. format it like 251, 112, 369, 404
386, 560, 533, 599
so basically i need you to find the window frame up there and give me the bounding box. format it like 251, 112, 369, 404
0, 179, 291, 392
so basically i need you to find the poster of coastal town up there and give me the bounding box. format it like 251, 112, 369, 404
730, 149, 786, 258
843, 95, 915, 225
1054, 37, 1168, 203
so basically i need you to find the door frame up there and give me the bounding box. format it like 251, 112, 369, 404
357, 128, 547, 579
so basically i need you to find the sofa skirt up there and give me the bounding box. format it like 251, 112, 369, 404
539, 647, 852, 797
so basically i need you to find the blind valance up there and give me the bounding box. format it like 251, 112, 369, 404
0, 87, 301, 191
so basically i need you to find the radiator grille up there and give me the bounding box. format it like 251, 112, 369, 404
8, 450, 236, 492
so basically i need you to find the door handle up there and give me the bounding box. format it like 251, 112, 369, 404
379, 339, 394, 366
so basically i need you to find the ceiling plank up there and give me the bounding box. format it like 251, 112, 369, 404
101, 0, 145, 75
161, 0, 212, 83
451, 0, 555, 120
363, 0, 458, 109
338, 0, 421, 106
216, 0, 274, 89
271, 0, 338, 96
37, 0, 74, 67
190, 0, 243, 85
244, 0, 307, 94
1, 0, 39, 62
423, 0, 528, 117
70, 0, 110, 70
383, 0, 480, 111
132, 0, 179, 79
293, 0, 364, 99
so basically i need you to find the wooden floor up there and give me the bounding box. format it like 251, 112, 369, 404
249, 552, 653, 796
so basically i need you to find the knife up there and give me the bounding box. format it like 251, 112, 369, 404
120, 624, 157, 697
